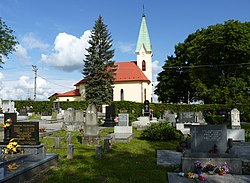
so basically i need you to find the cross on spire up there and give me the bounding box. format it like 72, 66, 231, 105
142, 4, 145, 17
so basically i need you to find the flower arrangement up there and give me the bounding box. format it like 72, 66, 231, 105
215, 162, 230, 175
194, 161, 203, 174
203, 162, 216, 174
5, 138, 20, 154
2, 118, 13, 128
178, 161, 231, 181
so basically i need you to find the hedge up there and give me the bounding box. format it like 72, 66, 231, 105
14, 100, 250, 122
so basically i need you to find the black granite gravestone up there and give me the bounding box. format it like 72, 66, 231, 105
143, 100, 150, 116
3, 113, 17, 143
11, 122, 40, 145
103, 104, 116, 127
4, 113, 17, 123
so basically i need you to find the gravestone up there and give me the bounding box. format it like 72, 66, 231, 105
182, 125, 242, 174
11, 122, 40, 145
19, 108, 28, 116
3, 113, 17, 143
103, 104, 116, 127
163, 110, 176, 123
190, 125, 227, 153
63, 109, 84, 131
231, 108, 241, 129
83, 104, 99, 144
4, 113, 17, 123
179, 112, 195, 123
143, 100, 150, 116
118, 113, 129, 126
114, 113, 132, 142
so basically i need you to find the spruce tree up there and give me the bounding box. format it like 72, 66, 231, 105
83, 16, 116, 108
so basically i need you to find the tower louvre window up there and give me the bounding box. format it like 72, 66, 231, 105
142, 60, 146, 71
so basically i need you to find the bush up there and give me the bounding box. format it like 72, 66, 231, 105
141, 122, 183, 141
245, 129, 250, 142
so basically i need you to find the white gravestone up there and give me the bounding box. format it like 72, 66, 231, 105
84, 104, 99, 136
231, 108, 241, 129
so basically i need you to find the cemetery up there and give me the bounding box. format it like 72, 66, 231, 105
0, 100, 250, 182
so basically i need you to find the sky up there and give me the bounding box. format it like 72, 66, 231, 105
0, 0, 249, 101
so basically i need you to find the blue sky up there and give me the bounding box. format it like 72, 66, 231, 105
0, 0, 249, 101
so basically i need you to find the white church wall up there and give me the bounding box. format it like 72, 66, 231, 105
113, 81, 151, 103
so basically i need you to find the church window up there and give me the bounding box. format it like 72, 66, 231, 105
120, 89, 124, 101
142, 60, 146, 71
144, 88, 146, 101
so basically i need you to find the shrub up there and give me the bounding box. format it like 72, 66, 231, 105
245, 129, 250, 142
141, 122, 183, 141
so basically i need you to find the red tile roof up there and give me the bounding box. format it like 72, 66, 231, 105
74, 78, 87, 86
74, 61, 150, 86
114, 62, 150, 82
56, 89, 81, 97
60, 61, 150, 97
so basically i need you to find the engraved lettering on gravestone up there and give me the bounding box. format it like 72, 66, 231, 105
202, 130, 222, 141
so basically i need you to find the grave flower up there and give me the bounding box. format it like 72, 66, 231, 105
2, 118, 13, 128
5, 138, 20, 154
216, 162, 230, 175
203, 162, 216, 174
194, 161, 203, 174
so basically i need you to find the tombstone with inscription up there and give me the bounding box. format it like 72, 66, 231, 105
142, 100, 150, 116
83, 104, 99, 144
103, 104, 116, 127
190, 125, 227, 153
114, 113, 133, 142
182, 125, 242, 174
231, 108, 241, 129
179, 112, 195, 123
63, 109, 84, 131
118, 113, 129, 126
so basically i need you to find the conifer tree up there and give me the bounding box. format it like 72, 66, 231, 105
83, 16, 116, 108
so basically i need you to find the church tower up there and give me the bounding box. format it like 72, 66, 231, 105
136, 13, 153, 102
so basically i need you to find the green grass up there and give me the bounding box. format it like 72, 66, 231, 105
40, 128, 179, 183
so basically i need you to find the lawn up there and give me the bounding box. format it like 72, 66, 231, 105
39, 128, 179, 183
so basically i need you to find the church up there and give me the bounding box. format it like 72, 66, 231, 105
54, 14, 153, 103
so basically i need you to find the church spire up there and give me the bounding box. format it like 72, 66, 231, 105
136, 12, 152, 53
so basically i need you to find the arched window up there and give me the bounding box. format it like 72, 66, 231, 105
120, 89, 124, 101
144, 88, 146, 101
142, 60, 146, 71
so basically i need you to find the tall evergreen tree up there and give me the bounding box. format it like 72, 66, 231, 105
0, 18, 18, 67
83, 16, 116, 108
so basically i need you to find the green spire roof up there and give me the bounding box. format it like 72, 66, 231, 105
136, 15, 152, 53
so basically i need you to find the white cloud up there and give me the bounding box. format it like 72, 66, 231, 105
116, 42, 135, 54
0, 74, 55, 100
14, 44, 32, 65
152, 60, 162, 72
41, 30, 91, 72
21, 32, 49, 50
